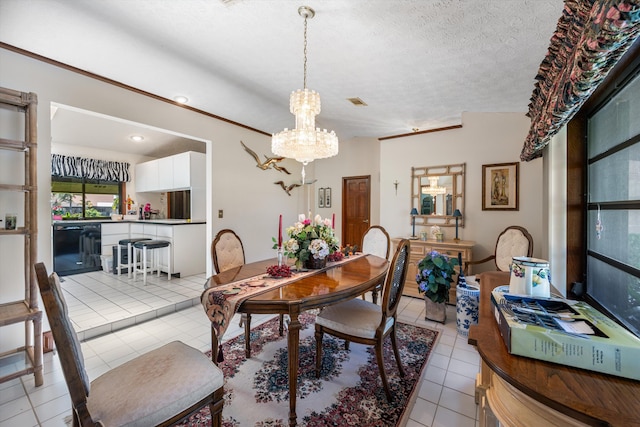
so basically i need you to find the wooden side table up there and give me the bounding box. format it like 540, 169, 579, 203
469, 271, 640, 427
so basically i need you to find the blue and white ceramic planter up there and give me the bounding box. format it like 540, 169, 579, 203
456, 284, 480, 336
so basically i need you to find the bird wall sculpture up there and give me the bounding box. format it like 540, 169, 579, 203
274, 181, 301, 196
240, 141, 291, 174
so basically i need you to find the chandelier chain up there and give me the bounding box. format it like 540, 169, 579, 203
303, 14, 308, 89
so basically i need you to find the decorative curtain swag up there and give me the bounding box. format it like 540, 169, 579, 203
521, 0, 640, 161
51, 154, 130, 182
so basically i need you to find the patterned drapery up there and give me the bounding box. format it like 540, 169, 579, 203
51, 154, 131, 182
521, 0, 640, 161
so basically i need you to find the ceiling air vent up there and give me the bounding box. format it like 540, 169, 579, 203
347, 97, 368, 106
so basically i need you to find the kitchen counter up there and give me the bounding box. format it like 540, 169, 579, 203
100, 221, 206, 277
53, 219, 205, 225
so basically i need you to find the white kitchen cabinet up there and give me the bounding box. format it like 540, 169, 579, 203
101, 222, 130, 256
134, 160, 158, 192
134, 152, 205, 192
172, 152, 191, 189
170, 224, 206, 277
157, 156, 174, 190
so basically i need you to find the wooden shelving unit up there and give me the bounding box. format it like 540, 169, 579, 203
0, 87, 43, 387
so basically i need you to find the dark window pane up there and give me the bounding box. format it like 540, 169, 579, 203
588, 71, 640, 158
588, 143, 640, 203
588, 209, 640, 269
588, 256, 640, 336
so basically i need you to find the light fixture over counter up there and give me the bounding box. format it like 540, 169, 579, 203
271, 5, 338, 181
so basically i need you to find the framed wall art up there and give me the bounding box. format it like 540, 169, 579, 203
325, 187, 332, 208
318, 188, 325, 208
482, 162, 519, 211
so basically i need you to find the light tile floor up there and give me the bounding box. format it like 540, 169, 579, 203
0, 270, 480, 427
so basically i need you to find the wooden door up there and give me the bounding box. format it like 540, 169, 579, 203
342, 176, 370, 249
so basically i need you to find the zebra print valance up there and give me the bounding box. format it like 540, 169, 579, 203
521, 0, 640, 161
51, 154, 131, 182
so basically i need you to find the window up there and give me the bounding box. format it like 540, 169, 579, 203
51, 177, 122, 219
586, 66, 640, 337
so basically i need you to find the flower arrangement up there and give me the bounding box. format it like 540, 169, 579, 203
275, 214, 339, 265
416, 250, 459, 303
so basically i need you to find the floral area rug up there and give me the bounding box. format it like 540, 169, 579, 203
176, 312, 439, 427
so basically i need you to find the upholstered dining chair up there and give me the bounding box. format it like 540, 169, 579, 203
360, 225, 391, 303
211, 229, 283, 358
211, 229, 246, 274
465, 225, 533, 273
315, 239, 410, 401
34, 262, 224, 427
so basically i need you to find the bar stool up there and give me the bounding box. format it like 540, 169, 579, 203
133, 240, 172, 285
117, 238, 152, 278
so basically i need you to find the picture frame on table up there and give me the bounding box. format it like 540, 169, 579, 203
318, 188, 325, 208
482, 162, 519, 211
325, 187, 332, 208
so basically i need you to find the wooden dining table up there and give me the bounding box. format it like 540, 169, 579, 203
205, 254, 389, 426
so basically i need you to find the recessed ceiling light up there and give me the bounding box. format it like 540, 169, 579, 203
130, 135, 145, 142
174, 96, 189, 104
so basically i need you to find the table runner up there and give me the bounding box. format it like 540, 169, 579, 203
201, 254, 366, 345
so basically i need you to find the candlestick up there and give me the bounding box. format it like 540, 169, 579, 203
278, 214, 283, 247
277, 247, 284, 267
332, 213, 335, 229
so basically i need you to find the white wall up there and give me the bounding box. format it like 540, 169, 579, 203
314, 137, 381, 241
379, 112, 545, 273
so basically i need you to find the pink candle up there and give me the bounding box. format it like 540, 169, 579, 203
278, 214, 283, 247
332, 213, 335, 229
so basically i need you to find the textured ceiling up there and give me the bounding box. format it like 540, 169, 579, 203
0, 0, 564, 149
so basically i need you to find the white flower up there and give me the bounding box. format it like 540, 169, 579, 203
314, 214, 322, 225
309, 239, 329, 259
323, 218, 332, 227
285, 239, 299, 253
298, 214, 306, 222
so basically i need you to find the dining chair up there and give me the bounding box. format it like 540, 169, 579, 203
360, 225, 391, 303
211, 229, 283, 358
211, 229, 246, 274
315, 239, 410, 401
464, 225, 533, 273
34, 262, 224, 427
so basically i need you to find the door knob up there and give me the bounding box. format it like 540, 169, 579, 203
363, 219, 369, 223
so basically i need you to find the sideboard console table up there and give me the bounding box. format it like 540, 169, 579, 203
392, 238, 474, 303
468, 271, 640, 427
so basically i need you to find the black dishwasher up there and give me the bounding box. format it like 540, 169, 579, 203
53, 223, 102, 276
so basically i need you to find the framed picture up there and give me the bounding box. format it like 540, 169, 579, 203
325, 187, 332, 208
482, 162, 519, 210
318, 188, 325, 208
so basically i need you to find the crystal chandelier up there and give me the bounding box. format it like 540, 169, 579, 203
422, 177, 447, 195
272, 6, 338, 172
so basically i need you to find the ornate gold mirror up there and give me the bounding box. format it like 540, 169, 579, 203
411, 163, 465, 227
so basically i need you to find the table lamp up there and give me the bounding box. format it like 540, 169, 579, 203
453, 209, 462, 241
410, 208, 419, 238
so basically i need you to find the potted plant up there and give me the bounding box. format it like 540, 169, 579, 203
416, 250, 458, 322
277, 214, 339, 269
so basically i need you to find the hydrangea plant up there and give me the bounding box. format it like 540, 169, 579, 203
416, 250, 459, 303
